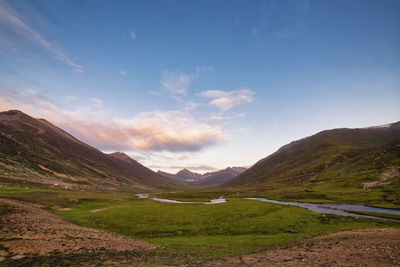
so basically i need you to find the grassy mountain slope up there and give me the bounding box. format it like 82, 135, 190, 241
224, 122, 400, 205
0, 110, 178, 189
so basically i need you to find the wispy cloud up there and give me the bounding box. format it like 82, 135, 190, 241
196, 66, 214, 72
0, 87, 224, 153
184, 101, 198, 111
0, 0, 83, 72
161, 70, 198, 97
129, 30, 136, 40
120, 70, 127, 75
198, 90, 227, 98
89, 98, 104, 108
155, 68, 214, 99
198, 88, 255, 111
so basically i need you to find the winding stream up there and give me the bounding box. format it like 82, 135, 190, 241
135, 194, 227, 204
135, 194, 400, 222
246, 198, 400, 222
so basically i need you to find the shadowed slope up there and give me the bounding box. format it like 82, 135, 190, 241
0, 110, 178, 189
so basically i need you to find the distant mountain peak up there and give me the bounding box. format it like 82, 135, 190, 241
157, 166, 247, 186
176, 168, 195, 175
175, 168, 202, 180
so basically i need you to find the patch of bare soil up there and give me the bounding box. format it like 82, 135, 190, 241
362, 167, 400, 189
204, 228, 400, 266
0, 198, 156, 261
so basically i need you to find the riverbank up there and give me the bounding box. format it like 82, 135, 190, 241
137, 193, 400, 222
246, 197, 400, 222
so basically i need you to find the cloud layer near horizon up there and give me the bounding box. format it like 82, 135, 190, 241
0, 87, 224, 153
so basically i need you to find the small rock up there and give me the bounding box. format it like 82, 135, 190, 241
11, 255, 26, 260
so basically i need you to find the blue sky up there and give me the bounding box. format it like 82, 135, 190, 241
1, 0, 399, 173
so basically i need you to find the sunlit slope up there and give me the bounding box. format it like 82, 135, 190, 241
0, 110, 178, 189
226, 122, 400, 189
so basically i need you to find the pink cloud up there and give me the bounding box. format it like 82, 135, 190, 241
0, 88, 224, 152
198, 88, 255, 111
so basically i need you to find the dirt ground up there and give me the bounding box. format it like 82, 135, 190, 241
205, 228, 400, 266
0, 197, 156, 262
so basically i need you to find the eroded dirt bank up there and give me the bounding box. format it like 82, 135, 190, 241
205, 228, 400, 266
0, 198, 156, 261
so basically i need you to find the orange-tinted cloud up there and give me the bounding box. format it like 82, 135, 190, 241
198, 88, 255, 111
0, 88, 224, 152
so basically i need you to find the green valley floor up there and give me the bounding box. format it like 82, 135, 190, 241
0, 183, 400, 266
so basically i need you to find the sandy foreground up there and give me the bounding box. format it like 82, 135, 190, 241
0, 197, 399, 266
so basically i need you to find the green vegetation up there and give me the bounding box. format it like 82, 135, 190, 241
342, 210, 400, 220
50, 196, 400, 260
1, 113, 399, 265
224, 124, 400, 207
153, 180, 400, 210
222, 177, 400, 209
1, 183, 400, 265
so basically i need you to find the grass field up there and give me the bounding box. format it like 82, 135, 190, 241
49, 197, 400, 263
1, 182, 399, 265
1, 180, 400, 265
153, 175, 400, 210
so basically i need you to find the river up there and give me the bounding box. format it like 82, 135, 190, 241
246, 198, 400, 222
135, 194, 400, 222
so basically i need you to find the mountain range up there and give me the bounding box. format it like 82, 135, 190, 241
1, 110, 399, 197
157, 167, 247, 186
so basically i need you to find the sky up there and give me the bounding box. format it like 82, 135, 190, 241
0, 0, 399, 174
